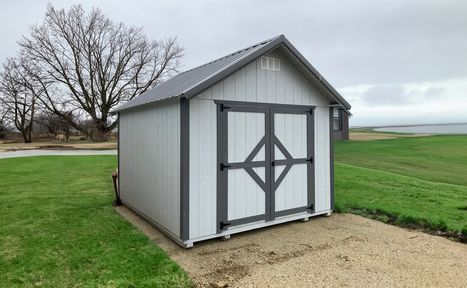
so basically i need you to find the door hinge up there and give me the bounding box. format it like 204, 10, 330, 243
220, 104, 231, 112
220, 163, 231, 171
306, 157, 313, 163
307, 204, 314, 211
220, 221, 231, 230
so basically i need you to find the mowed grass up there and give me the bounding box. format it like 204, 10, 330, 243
0, 156, 191, 287
334, 135, 467, 236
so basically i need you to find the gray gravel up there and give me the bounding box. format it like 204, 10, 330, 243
0, 149, 117, 159
116, 206, 467, 288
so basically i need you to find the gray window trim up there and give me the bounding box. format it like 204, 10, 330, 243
180, 98, 190, 240
332, 107, 343, 131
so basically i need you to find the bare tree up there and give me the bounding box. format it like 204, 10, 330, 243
34, 110, 74, 141
0, 58, 38, 143
19, 4, 183, 141
0, 105, 10, 140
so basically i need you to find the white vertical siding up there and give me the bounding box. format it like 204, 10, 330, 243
190, 48, 332, 239
275, 164, 308, 212
274, 113, 307, 158
228, 112, 265, 163
227, 111, 266, 221
227, 169, 265, 220
197, 49, 328, 106
119, 100, 181, 237
314, 106, 331, 212
274, 113, 309, 212
189, 98, 217, 238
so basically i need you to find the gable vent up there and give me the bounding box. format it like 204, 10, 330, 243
261, 56, 280, 71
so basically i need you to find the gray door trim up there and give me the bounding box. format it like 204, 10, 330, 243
216, 103, 269, 232
216, 101, 315, 231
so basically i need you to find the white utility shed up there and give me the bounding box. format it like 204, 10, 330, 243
115, 35, 351, 248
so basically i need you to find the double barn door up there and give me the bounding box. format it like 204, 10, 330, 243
217, 101, 314, 232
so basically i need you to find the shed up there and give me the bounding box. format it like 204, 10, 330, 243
114, 35, 351, 248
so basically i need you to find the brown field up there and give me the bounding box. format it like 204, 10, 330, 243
0, 141, 117, 152
350, 132, 432, 141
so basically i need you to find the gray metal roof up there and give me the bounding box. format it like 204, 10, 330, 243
115, 35, 350, 112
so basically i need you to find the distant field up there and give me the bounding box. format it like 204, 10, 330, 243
349, 127, 431, 141
0, 141, 117, 152
334, 135, 467, 238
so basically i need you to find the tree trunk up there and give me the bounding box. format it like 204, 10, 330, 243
93, 127, 109, 142
22, 131, 32, 143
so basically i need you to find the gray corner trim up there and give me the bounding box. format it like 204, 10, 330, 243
329, 107, 335, 211
180, 97, 190, 240
117, 114, 121, 202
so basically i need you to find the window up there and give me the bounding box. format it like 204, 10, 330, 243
261, 56, 280, 71
332, 108, 342, 131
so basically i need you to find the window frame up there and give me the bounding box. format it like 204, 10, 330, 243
261, 56, 281, 71
332, 108, 343, 131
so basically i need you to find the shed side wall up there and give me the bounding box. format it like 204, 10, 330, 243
119, 100, 181, 237
189, 49, 332, 239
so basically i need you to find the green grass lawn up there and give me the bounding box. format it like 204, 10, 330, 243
0, 156, 192, 287
335, 135, 467, 237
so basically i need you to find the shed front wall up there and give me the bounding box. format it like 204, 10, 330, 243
189, 49, 332, 239
119, 100, 181, 237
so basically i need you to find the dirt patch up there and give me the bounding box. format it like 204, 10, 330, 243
350, 132, 432, 141
116, 207, 467, 288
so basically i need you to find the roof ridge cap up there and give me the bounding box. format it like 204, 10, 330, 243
178, 35, 283, 76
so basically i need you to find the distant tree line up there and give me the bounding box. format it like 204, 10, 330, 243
0, 4, 183, 142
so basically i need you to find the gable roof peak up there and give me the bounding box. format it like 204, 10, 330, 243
114, 34, 350, 112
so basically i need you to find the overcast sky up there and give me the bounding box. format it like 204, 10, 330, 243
1, 0, 466, 126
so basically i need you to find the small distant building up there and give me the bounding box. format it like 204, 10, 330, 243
114, 35, 351, 248
331, 108, 350, 141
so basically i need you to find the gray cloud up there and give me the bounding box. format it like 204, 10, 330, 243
362, 84, 445, 106
1, 0, 465, 126
1, 0, 467, 88
363, 85, 409, 106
